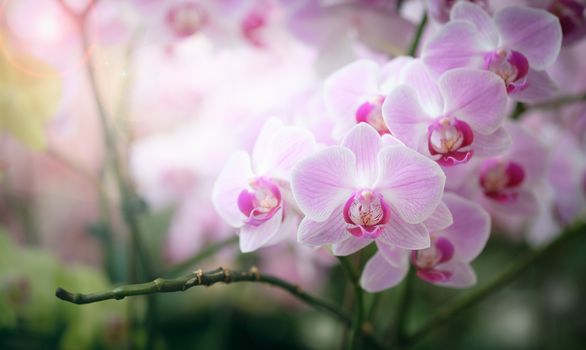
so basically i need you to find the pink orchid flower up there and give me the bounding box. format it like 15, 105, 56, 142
382, 62, 509, 167
212, 118, 316, 253
451, 122, 548, 221
291, 123, 447, 254
523, 117, 586, 246
423, 2, 562, 103
323, 58, 413, 138
360, 193, 490, 292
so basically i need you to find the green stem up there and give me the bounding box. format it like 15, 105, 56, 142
408, 12, 428, 57
510, 91, 586, 120
55, 266, 385, 349
392, 268, 415, 346
510, 102, 527, 120
532, 91, 586, 110
56, 2, 155, 347
366, 293, 381, 323
55, 266, 340, 314
404, 220, 586, 347
163, 236, 239, 277
338, 256, 364, 350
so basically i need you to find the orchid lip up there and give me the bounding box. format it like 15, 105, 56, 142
411, 236, 455, 283
428, 117, 474, 166
479, 159, 525, 203
355, 95, 390, 135
411, 236, 454, 270
343, 190, 390, 239
483, 48, 529, 93
237, 177, 282, 226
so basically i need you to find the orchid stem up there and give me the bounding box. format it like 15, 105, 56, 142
511, 91, 586, 119
392, 268, 415, 347
408, 12, 428, 57
403, 220, 586, 347
532, 91, 586, 110
56, 266, 385, 349
338, 256, 365, 350
56, 1, 155, 347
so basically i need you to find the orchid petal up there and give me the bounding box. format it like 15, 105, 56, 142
495, 6, 562, 70
379, 214, 430, 250
360, 252, 409, 292
342, 123, 381, 186
240, 208, 283, 253
440, 68, 507, 134
212, 151, 255, 227
450, 2, 499, 47
441, 193, 490, 261
510, 70, 558, 103
423, 20, 485, 75
424, 199, 454, 232
292, 147, 356, 221
298, 205, 348, 246
332, 235, 373, 256
382, 85, 430, 151
375, 146, 445, 224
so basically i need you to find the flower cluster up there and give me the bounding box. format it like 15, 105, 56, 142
210, 2, 586, 292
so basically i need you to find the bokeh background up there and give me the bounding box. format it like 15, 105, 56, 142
0, 0, 585, 349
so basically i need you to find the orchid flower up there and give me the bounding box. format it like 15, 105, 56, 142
450, 122, 549, 222
382, 62, 509, 167
361, 193, 490, 292
323, 58, 412, 138
423, 2, 562, 103
212, 118, 316, 252
523, 116, 586, 246
291, 123, 447, 255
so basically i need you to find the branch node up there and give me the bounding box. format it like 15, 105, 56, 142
250, 266, 260, 281
222, 267, 232, 284
195, 269, 203, 284
154, 278, 164, 291
184, 269, 204, 289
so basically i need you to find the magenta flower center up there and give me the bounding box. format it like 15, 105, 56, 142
355, 95, 390, 135
427, 117, 474, 166
237, 177, 282, 226
241, 10, 267, 47
343, 190, 390, 239
411, 236, 454, 283
166, 2, 208, 38
479, 159, 525, 202
483, 48, 529, 93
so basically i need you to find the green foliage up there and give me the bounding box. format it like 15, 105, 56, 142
0, 231, 126, 349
